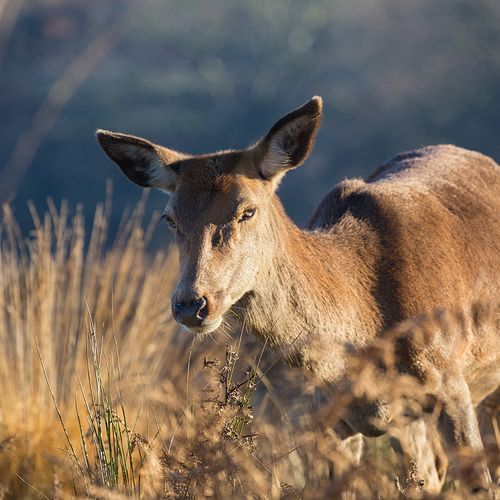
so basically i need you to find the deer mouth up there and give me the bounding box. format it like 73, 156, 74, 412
183, 316, 223, 335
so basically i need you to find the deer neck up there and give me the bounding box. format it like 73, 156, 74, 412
238, 198, 381, 381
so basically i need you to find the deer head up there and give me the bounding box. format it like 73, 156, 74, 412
96, 96, 322, 334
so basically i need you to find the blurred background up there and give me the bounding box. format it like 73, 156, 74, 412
1, 0, 500, 243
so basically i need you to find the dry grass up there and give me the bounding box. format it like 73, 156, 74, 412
0, 198, 498, 498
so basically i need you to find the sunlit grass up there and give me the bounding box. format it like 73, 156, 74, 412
0, 198, 498, 498
0, 197, 180, 496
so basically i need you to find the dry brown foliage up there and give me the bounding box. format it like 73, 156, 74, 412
0, 200, 498, 498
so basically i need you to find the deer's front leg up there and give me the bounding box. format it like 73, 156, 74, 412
477, 386, 500, 484
332, 419, 365, 472
390, 417, 448, 495
437, 374, 491, 491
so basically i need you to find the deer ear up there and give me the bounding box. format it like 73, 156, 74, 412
253, 96, 322, 183
96, 130, 185, 192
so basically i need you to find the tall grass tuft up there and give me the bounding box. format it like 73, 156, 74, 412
0, 196, 181, 496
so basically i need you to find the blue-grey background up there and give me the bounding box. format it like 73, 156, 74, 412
1, 0, 499, 244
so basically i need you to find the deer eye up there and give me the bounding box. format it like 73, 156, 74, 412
162, 213, 177, 230
238, 208, 256, 223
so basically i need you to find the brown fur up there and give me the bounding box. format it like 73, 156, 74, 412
96, 97, 500, 492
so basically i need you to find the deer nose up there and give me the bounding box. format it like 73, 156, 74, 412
172, 297, 209, 327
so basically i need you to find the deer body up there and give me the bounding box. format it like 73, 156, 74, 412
240, 145, 500, 396
97, 97, 500, 492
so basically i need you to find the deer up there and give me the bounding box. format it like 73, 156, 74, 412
96, 96, 500, 494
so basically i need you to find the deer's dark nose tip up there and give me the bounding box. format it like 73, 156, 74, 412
173, 297, 209, 327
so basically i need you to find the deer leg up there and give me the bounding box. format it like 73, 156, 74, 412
437, 375, 491, 491
390, 417, 448, 495
331, 419, 364, 474
339, 432, 364, 467
477, 385, 500, 483
327, 420, 364, 500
